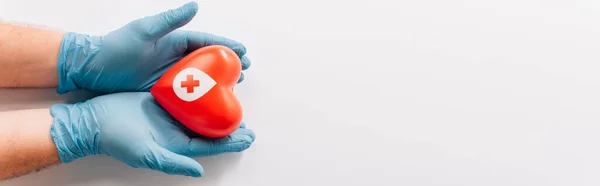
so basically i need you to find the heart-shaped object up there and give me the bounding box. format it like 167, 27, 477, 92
150, 45, 243, 138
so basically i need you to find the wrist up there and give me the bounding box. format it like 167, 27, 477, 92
56, 32, 102, 94
49, 103, 100, 163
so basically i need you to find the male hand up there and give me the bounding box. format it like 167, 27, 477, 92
49, 92, 255, 177
56, 1, 251, 94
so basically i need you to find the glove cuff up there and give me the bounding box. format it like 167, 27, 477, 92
49, 103, 100, 163
56, 32, 101, 94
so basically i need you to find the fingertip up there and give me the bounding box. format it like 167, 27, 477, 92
173, 157, 205, 177
141, 1, 198, 39
171, 1, 199, 23
244, 133, 256, 144
224, 40, 246, 56
146, 143, 205, 177
236, 44, 247, 57
246, 130, 256, 143
189, 163, 204, 177
241, 56, 251, 70
225, 44, 247, 59
176, 160, 204, 177
237, 134, 254, 151
234, 128, 256, 143
184, 32, 249, 58
181, 1, 199, 16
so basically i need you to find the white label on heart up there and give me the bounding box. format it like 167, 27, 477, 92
172, 67, 217, 102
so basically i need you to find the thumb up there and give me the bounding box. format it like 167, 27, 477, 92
133, 1, 199, 39
141, 143, 205, 177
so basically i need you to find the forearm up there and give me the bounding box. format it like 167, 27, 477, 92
0, 22, 63, 88
0, 108, 61, 180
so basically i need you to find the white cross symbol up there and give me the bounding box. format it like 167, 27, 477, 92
172, 68, 217, 102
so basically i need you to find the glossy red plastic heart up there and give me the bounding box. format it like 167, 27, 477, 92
150, 45, 242, 138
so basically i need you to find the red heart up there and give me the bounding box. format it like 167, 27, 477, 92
150, 45, 243, 138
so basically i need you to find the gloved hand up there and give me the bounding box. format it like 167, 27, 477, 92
56, 1, 251, 94
49, 92, 255, 177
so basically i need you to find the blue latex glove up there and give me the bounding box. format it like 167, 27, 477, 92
49, 92, 255, 177
56, 1, 251, 94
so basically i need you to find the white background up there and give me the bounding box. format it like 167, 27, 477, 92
2, 0, 600, 185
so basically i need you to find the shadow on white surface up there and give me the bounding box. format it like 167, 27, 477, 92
3, 153, 245, 186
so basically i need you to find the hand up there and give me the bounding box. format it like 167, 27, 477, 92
56, 1, 251, 94
49, 92, 255, 177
